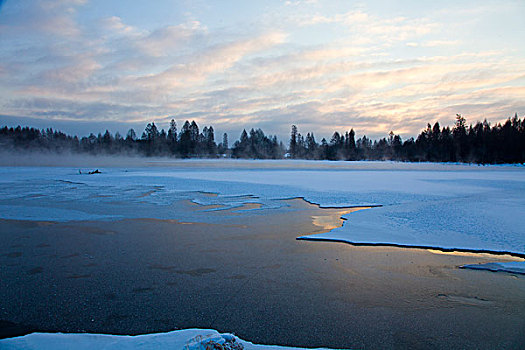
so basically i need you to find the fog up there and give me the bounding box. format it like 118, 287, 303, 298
0, 151, 163, 168
1, 150, 521, 172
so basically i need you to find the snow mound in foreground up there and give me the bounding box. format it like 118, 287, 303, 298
0, 329, 337, 350
461, 262, 525, 274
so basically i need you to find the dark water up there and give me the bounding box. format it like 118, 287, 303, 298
1, 200, 524, 349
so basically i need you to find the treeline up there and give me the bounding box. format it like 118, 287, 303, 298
231, 129, 285, 159
1, 114, 524, 164
0, 119, 282, 159
288, 114, 525, 164
0, 120, 223, 157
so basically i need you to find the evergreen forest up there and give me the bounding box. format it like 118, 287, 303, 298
1, 114, 524, 164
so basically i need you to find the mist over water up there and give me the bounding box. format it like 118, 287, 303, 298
3, 150, 521, 171
0, 151, 166, 168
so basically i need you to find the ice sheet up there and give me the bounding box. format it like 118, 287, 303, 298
1, 161, 524, 256
461, 262, 525, 274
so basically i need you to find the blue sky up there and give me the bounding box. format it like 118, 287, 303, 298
0, 0, 524, 140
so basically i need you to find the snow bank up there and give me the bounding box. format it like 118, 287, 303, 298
0, 329, 335, 350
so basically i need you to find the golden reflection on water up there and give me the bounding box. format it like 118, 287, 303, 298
236, 202, 262, 210
427, 249, 525, 262
311, 207, 370, 231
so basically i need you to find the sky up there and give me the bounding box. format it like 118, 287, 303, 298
0, 0, 524, 141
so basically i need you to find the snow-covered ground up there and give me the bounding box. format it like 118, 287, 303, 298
0, 328, 333, 350
1, 160, 524, 272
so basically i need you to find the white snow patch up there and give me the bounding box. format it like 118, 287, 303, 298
0, 329, 336, 350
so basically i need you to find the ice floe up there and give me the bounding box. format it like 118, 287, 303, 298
461, 262, 525, 274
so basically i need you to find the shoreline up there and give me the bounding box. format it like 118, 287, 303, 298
297, 236, 525, 261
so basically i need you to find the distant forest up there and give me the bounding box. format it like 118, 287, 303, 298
1, 114, 524, 164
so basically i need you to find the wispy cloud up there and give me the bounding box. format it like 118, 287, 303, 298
135, 21, 208, 57
99, 16, 137, 36
284, 0, 318, 7
0, 0, 86, 38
